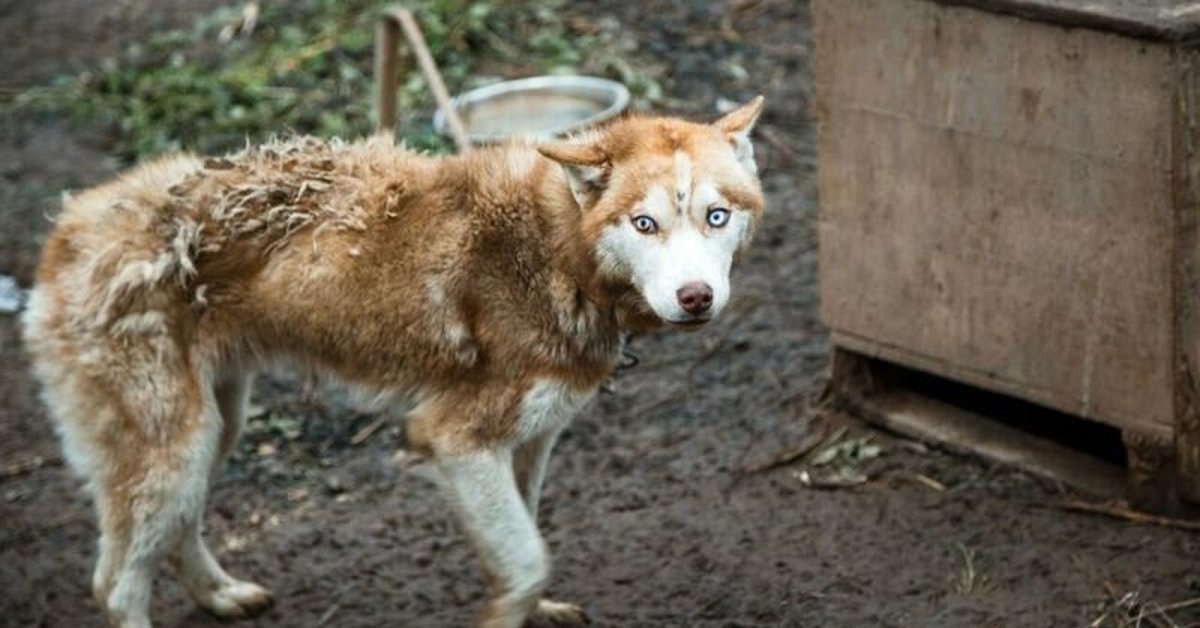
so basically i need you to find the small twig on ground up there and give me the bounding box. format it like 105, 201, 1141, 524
1, 454, 63, 479
955, 542, 985, 594
896, 439, 930, 455
1089, 589, 1125, 627
1042, 499, 1200, 532
1156, 597, 1200, 614
1091, 582, 1198, 628
317, 603, 340, 626
737, 421, 830, 475
946, 463, 1002, 495
622, 390, 688, 421
795, 469, 869, 490
892, 471, 947, 492
349, 415, 389, 446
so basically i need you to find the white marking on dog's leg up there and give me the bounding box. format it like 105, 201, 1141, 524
174, 371, 272, 618
176, 522, 273, 618
107, 464, 216, 628
105, 564, 155, 628
527, 599, 590, 627
437, 450, 549, 628
104, 380, 225, 628
91, 490, 128, 624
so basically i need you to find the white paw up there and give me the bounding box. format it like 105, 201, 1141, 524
524, 599, 590, 627
196, 580, 274, 618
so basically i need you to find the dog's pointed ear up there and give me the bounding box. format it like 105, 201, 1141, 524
713, 95, 764, 175
538, 141, 610, 210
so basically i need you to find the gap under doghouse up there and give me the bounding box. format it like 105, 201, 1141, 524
831, 347, 1130, 500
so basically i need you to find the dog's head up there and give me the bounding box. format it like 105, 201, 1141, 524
539, 97, 765, 329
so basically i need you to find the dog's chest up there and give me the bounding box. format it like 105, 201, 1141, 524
513, 379, 595, 441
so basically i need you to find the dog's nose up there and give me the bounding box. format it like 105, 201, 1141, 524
676, 281, 713, 315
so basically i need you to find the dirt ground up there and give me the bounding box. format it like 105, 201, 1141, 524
1, 1, 1197, 627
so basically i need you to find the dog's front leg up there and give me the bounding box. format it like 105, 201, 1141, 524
437, 448, 548, 628
512, 431, 591, 627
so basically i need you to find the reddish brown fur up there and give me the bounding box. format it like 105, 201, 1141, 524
21, 101, 765, 628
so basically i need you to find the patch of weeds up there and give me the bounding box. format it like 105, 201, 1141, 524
954, 542, 988, 594
795, 428, 885, 488
810, 431, 884, 468
3, 0, 661, 162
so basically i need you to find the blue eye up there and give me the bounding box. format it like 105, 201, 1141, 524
631, 215, 658, 234
707, 207, 731, 228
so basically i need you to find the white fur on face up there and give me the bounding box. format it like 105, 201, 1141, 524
595, 175, 750, 325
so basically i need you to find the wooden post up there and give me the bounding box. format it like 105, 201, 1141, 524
373, 7, 471, 151
374, 15, 401, 134
1174, 46, 1200, 504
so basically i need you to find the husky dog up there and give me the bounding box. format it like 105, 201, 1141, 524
21, 97, 764, 628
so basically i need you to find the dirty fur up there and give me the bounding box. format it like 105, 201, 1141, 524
21, 98, 765, 628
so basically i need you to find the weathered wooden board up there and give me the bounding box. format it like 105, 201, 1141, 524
1173, 47, 1200, 501
939, 0, 1200, 41
815, 0, 1177, 436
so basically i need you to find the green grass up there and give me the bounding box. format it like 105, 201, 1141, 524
4, 0, 661, 161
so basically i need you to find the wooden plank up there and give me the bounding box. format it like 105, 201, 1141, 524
814, 0, 1176, 435
831, 349, 1128, 499
935, 0, 1200, 42
834, 331, 1177, 443
1174, 47, 1200, 502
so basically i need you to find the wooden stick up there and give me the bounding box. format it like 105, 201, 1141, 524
317, 603, 340, 626
1156, 596, 1200, 613
1, 454, 62, 479
757, 125, 803, 167
737, 423, 830, 475
376, 7, 470, 152
350, 416, 390, 446
374, 15, 402, 133
1043, 499, 1200, 532
893, 471, 948, 492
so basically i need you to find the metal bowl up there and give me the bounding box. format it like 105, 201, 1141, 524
433, 75, 630, 143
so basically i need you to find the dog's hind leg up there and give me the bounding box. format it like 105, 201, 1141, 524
213, 372, 253, 473
174, 514, 272, 619
513, 429, 561, 517
84, 360, 225, 628
173, 371, 273, 619
437, 448, 550, 628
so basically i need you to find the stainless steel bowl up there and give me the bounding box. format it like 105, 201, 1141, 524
433, 75, 630, 143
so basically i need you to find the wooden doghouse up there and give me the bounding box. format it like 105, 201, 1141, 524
813, 0, 1200, 511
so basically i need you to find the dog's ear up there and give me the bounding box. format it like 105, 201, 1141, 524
538, 141, 610, 210
713, 95, 764, 175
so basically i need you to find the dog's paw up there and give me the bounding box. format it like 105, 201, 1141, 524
197, 580, 274, 618
523, 599, 590, 627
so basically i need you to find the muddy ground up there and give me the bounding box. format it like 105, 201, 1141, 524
1, 1, 1197, 627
